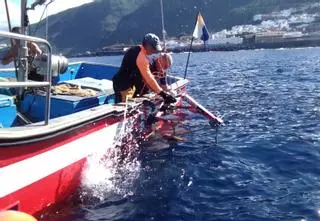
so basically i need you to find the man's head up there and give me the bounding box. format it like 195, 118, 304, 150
155, 53, 173, 71
142, 33, 162, 55
11, 27, 21, 45
11, 27, 21, 34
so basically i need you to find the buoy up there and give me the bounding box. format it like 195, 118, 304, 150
0, 210, 37, 221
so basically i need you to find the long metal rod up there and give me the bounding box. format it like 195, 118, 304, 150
44, 34, 52, 126
20, 0, 29, 82
4, 0, 19, 81
184, 37, 194, 79
160, 0, 166, 51
0, 31, 52, 46
184, 12, 200, 79
0, 31, 53, 125
46, 6, 49, 40
0, 82, 50, 88
183, 93, 223, 125
4, 0, 12, 34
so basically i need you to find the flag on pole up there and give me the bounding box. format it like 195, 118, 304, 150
192, 12, 210, 42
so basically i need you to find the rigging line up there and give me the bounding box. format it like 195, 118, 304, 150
138, 57, 168, 96
159, 1, 178, 84
31, 4, 48, 36
31, 0, 54, 36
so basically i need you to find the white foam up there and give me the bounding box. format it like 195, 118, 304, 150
80, 113, 142, 203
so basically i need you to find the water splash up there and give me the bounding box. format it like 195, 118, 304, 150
80, 109, 144, 204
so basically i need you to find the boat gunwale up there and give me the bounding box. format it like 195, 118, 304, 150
0, 61, 119, 73
0, 77, 188, 145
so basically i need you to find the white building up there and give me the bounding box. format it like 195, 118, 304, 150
166, 40, 187, 49
0, 43, 8, 49
208, 32, 243, 45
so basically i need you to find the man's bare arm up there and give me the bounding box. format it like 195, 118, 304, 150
1, 46, 18, 65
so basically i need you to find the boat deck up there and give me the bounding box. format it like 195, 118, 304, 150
0, 62, 189, 144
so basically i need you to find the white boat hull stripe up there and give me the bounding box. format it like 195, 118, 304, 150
0, 123, 120, 198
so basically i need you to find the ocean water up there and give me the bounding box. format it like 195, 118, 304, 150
59, 48, 320, 221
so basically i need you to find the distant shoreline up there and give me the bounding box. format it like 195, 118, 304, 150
68, 34, 320, 58
69, 43, 320, 58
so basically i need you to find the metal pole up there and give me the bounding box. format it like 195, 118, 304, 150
184, 37, 194, 79
4, 0, 12, 42
0, 31, 53, 125
184, 12, 199, 79
4, 0, 19, 80
20, 0, 29, 83
44, 43, 52, 125
160, 0, 166, 51
0, 31, 53, 45
46, 6, 48, 40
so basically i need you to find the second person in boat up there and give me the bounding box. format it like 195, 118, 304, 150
112, 33, 176, 104
135, 53, 173, 96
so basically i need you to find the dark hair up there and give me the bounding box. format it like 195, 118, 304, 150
11, 27, 21, 34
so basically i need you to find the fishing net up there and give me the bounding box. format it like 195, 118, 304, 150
51, 84, 98, 97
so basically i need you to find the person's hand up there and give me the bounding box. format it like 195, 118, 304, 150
161, 85, 169, 91
159, 91, 176, 104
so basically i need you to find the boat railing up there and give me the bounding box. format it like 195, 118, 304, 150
0, 31, 53, 126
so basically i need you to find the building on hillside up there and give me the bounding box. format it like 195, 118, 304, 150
0, 44, 8, 49
166, 39, 187, 50
208, 32, 243, 46
255, 31, 304, 44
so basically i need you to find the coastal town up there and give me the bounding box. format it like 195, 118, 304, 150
70, 29, 320, 57
1, 29, 320, 58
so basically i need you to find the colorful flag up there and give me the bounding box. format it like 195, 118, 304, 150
192, 12, 210, 42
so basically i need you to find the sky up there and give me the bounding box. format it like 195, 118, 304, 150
0, 0, 94, 31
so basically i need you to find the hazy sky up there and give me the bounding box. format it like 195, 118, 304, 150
0, 0, 94, 31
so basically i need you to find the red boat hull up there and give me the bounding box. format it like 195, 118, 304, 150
0, 158, 85, 215
0, 84, 220, 219
0, 117, 123, 218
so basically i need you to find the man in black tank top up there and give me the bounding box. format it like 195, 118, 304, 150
112, 33, 176, 104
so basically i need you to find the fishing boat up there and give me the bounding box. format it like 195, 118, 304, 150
0, 0, 223, 218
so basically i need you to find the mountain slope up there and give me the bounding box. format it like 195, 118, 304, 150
32, 0, 320, 54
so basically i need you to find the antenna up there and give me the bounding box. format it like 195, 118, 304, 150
46, 6, 48, 40
160, 0, 166, 51
30, 0, 47, 10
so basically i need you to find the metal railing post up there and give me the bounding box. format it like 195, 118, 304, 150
0, 31, 53, 126
44, 44, 52, 125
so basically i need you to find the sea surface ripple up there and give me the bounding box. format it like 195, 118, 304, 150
60, 48, 320, 221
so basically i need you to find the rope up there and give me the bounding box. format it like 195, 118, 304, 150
31, 0, 54, 36
137, 57, 170, 96
51, 84, 98, 97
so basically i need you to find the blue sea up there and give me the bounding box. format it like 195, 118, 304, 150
55, 48, 320, 221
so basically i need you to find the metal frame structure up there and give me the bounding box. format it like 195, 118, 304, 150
0, 31, 53, 125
